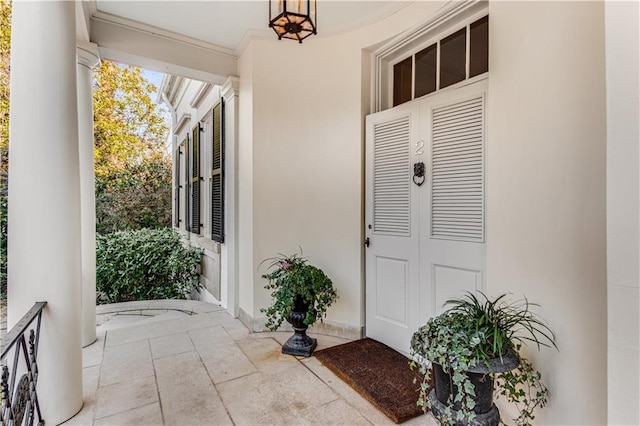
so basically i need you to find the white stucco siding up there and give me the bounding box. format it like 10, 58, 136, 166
605, 1, 640, 424
486, 2, 607, 424
238, 43, 255, 318
250, 39, 363, 327
239, 1, 445, 330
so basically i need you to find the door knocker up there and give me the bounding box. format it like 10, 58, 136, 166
413, 162, 426, 186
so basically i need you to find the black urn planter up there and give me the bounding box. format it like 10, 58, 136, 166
281, 296, 317, 357
429, 351, 520, 426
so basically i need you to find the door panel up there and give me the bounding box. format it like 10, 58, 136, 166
375, 256, 408, 325
432, 264, 482, 316
419, 84, 487, 324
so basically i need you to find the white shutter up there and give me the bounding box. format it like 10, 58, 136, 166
431, 96, 484, 241
373, 115, 411, 236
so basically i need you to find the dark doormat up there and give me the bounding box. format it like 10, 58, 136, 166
314, 338, 428, 424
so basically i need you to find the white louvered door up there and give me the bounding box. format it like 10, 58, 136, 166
418, 82, 487, 324
365, 101, 420, 355
366, 80, 487, 354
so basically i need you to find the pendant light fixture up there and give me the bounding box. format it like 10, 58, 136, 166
269, 0, 317, 43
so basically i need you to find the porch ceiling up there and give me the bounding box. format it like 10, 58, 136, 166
91, 1, 410, 52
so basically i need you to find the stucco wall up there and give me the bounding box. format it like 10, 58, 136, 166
605, 1, 640, 424
238, 1, 444, 331
250, 39, 364, 328
486, 2, 607, 424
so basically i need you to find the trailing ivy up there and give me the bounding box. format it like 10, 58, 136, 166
96, 228, 202, 303
260, 251, 338, 331
410, 292, 557, 426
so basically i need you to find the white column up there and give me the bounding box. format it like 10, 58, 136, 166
77, 42, 100, 348
8, 2, 83, 424
221, 76, 239, 317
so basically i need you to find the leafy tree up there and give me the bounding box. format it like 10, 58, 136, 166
93, 61, 171, 234
0, 0, 10, 157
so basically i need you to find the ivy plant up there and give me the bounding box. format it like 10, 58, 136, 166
410, 292, 557, 426
260, 251, 338, 331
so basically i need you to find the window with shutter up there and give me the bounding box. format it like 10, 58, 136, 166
191, 124, 202, 234
431, 95, 484, 241
211, 100, 224, 243
183, 136, 190, 232
174, 147, 182, 227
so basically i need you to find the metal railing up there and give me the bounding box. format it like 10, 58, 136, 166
0, 302, 46, 426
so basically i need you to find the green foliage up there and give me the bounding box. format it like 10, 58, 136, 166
93, 61, 171, 233
444, 292, 557, 359
96, 154, 171, 234
260, 251, 338, 331
496, 354, 550, 426
410, 292, 557, 425
93, 61, 169, 178
96, 228, 202, 304
0, 0, 11, 153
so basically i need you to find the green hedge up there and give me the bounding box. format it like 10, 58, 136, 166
96, 228, 202, 304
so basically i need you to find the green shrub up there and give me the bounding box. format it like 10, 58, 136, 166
96, 228, 202, 304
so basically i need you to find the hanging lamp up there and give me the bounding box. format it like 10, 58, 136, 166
269, 0, 317, 43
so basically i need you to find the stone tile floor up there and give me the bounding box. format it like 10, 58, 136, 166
63, 300, 437, 425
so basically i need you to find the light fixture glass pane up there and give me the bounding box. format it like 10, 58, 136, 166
270, 0, 284, 18
440, 28, 466, 89
470, 16, 489, 77
289, 14, 305, 24
286, 0, 307, 14
393, 56, 413, 107
415, 43, 437, 98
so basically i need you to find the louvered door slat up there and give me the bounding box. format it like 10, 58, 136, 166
433, 98, 483, 115
431, 96, 484, 241
374, 115, 411, 236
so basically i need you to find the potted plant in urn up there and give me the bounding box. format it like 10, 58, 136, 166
410, 292, 557, 426
261, 251, 338, 356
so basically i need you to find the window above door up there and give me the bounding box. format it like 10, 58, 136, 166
392, 15, 488, 107
372, 1, 488, 112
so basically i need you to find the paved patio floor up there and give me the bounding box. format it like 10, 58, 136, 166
62, 300, 437, 425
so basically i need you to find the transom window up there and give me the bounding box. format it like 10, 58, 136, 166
392, 15, 488, 107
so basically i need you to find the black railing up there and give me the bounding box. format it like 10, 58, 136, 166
0, 301, 46, 426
